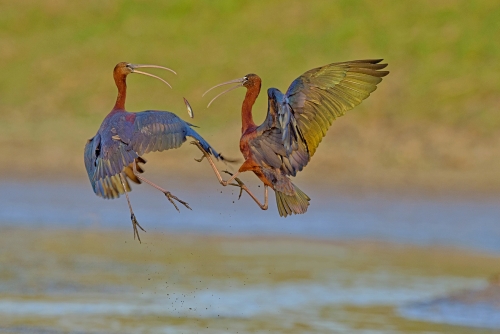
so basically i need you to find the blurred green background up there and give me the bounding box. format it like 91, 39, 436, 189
1, 0, 499, 193
1, 2, 500, 332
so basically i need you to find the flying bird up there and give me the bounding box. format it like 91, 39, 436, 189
196, 59, 389, 217
84, 62, 220, 241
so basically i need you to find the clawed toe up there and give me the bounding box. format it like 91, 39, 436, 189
191, 141, 209, 162
131, 213, 146, 243
164, 192, 192, 211
227, 176, 246, 199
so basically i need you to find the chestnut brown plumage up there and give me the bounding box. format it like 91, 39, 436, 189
84, 62, 220, 241
197, 59, 389, 217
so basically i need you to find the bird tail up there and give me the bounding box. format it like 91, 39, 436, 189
186, 127, 221, 160
275, 183, 310, 217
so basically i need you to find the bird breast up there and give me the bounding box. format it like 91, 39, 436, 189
239, 129, 258, 160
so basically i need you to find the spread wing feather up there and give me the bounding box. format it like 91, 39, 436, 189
84, 133, 137, 199
286, 59, 388, 157
85, 110, 218, 199
131, 111, 189, 155
249, 59, 388, 177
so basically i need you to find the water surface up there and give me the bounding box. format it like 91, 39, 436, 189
1, 180, 499, 333
2, 180, 499, 253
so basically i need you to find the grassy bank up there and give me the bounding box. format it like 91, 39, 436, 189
1, 1, 499, 193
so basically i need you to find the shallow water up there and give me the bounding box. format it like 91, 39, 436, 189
400, 284, 500, 329
2, 180, 500, 252
1, 180, 500, 333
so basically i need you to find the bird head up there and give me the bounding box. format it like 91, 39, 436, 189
242, 74, 261, 89
202, 74, 262, 108
113, 62, 177, 88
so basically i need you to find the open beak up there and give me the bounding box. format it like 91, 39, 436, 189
202, 77, 247, 108
128, 63, 177, 89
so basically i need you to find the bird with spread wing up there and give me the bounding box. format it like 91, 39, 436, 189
84, 62, 220, 242
195, 59, 389, 217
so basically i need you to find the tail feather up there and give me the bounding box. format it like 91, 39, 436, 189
275, 183, 310, 217
186, 127, 220, 160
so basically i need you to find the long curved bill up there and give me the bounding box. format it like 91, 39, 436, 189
129, 64, 177, 89
202, 77, 246, 108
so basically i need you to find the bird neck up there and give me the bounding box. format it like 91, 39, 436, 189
241, 85, 260, 133
113, 74, 127, 111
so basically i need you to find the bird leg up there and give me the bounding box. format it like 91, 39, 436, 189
190, 141, 268, 210
223, 171, 269, 210
119, 174, 146, 243
190, 141, 240, 186
132, 161, 192, 212
224, 170, 245, 199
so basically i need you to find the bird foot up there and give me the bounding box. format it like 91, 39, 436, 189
223, 170, 245, 200
131, 213, 146, 243
164, 191, 192, 212
191, 141, 210, 162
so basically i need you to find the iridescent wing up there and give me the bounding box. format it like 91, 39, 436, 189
130, 111, 190, 156
131, 110, 219, 158
250, 89, 310, 177
85, 110, 218, 199
84, 133, 141, 199
251, 59, 388, 176
285, 59, 388, 157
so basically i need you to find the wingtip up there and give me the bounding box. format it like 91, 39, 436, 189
347, 58, 385, 64
378, 70, 390, 77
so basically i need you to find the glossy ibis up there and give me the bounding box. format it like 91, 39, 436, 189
196, 59, 388, 217
84, 62, 220, 241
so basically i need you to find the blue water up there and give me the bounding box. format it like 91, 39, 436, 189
400, 286, 500, 329
1, 180, 499, 253
0, 276, 480, 318
2, 179, 500, 330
